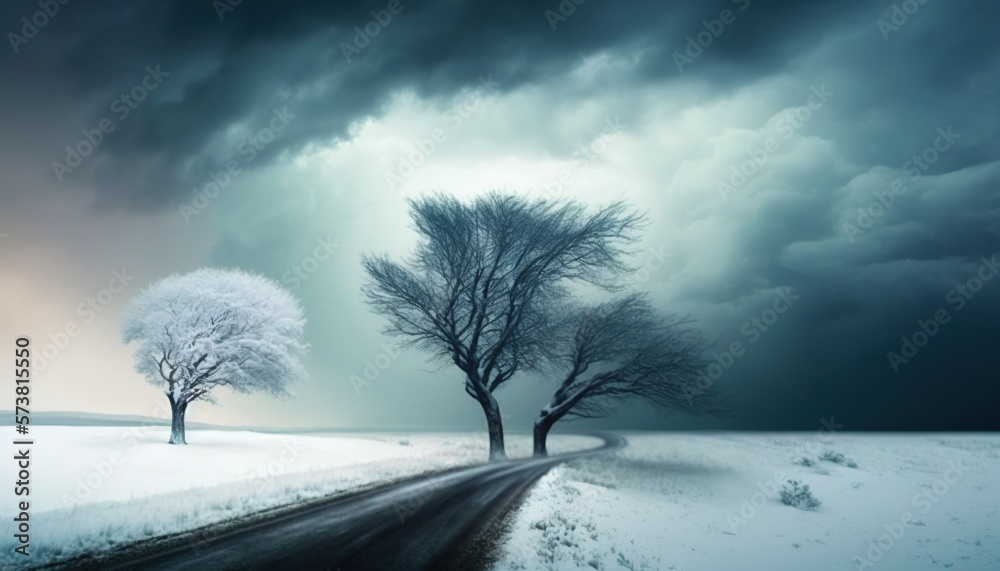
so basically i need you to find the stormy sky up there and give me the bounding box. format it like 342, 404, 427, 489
1, 0, 997, 432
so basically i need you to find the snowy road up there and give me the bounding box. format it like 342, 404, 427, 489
83, 432, 625, 571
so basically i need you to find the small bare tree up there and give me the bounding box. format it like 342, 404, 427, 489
362, 192, 643, 461
534, 294, 725, 456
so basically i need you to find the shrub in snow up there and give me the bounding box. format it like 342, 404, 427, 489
793, 457, 816, 467
616, 552, 650, 571
820, 450, 858, 468
780, 479, 821, 511
530, 511, 602, 566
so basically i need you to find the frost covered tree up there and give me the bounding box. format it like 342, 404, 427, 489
362, 193, 642, 461
122, 268, 307, 445
533, 294, 725, 456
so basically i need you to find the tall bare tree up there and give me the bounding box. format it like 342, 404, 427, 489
533, 294, 725, 456
362, 193, 643, 461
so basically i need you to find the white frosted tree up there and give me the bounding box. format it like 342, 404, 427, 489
122, 268, 308, 444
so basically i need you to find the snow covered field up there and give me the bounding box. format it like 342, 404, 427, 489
0, 425, 598, 567
494, 433, 1000, 570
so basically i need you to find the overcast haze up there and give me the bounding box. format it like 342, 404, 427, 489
1, 0, 998, 431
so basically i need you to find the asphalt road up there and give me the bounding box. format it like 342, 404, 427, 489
88, 432, 626, 571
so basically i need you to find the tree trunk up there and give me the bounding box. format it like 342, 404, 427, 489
481, 395, 506, 462
167, 394, 188, 445
533, 416, 553, 457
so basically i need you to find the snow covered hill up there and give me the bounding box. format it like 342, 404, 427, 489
6, 427, 997, 570
0, 425, 597, 567
495, 433, 1000, 570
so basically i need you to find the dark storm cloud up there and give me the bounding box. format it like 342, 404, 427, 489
2, 0, 999, 431
1, 0, 899, 212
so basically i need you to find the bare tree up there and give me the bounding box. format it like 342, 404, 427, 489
122, 268, 308, 445
362, 193, 643, 461
533, 294, 725, 456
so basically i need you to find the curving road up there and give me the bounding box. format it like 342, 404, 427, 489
80, 432, 625, 571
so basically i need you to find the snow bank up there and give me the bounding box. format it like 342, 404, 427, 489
0, 426, 598, 568
494, 433, 1000, 570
